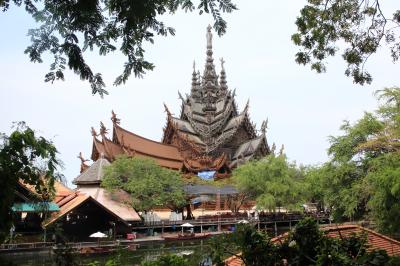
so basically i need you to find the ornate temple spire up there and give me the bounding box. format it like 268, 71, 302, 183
202, 25, 218, 90
191, 61, 197, 91
219, 57, 228, 91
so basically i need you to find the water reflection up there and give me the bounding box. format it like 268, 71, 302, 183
1, 239, 212, 266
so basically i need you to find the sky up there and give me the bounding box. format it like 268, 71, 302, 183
1, 1, 399, 186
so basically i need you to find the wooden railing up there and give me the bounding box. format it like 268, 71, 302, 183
0, 240, 124, 252
141, 214, 330, 227
0, 242, 54, 251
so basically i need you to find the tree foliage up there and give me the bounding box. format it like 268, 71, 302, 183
211, 218, 400, 266
293, 0, 400, 85
102, 155, 187, 213
0, 122, 62, 243
210, 223, 280, 266
0, 0, 237, 96
140, 254, 188, 266
304, 87, 400, 234
233, 153, 305, 212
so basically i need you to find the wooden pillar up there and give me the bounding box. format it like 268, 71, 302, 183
274, 222, 278, 237
216, 192, 221, 211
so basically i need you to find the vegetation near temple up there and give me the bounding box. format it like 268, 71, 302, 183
231, 87, 400, 236
211, 218, 400, 266
293, 0, 400, 84
141, 254, 188, 266
102, 156, 187, 213
0, 0, 237, 96
303, 87, 400, 235
0, 122, 62, 243
233, 152, 305, 212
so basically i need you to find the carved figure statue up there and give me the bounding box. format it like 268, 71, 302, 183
206, 25, 212, 48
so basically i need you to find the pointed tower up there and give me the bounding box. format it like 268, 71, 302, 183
202, 25, 218, 90
219, 57, 228, 95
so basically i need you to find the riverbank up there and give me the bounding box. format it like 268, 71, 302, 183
0, 238, 215, 266
0, 231, 228, 255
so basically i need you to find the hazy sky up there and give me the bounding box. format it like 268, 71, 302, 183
1, 1, 399, 185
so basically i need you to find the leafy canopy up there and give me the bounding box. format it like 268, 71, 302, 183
102, 155, 187, 213
141, 254, 188, 266
0, 0, 237, 96
210, 217, 399, 266
233, 153, 305, 212
304, 87, 400, 234
293, 0, 400, 85
0, 122, 62, 242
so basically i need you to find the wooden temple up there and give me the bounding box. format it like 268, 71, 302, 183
88, 25, 270, 178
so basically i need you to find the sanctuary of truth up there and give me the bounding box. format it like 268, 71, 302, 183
81, 25, 271, 179
12, 26, 274, 240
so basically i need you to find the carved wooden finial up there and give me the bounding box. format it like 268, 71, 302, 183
91, 127, 98, 137
178, 91, 185, 102
163, 103, 171, 117
271, 142, 276, 154
206, 24, 213, 48
261, 118, 268, 134
220, 57, 225, 70
111, 110, 121, 125
77, 152, 89, 163
99, 121, 108, 136
279, 144, 285, 156
77, 152, 90, 173
242, 99, 250, 114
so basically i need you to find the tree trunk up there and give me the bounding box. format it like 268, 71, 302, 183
186, 204, 194, 220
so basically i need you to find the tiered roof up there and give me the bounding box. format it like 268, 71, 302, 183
88, 26, 270, 175
162, 25, 270, 172
90, 114, 183, 170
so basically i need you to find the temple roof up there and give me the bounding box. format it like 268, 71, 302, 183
233, 136, 266, 160
90, 120, 184, 170
161, 26, 268, 164
77, 186, 141, 221
86, 26, 271, 176
113, 124, 183, 162
73, 157, 110, 185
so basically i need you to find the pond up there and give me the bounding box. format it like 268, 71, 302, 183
1, 239, 213, 266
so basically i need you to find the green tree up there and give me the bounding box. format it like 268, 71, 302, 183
0, 122, 62, 243
0, 0, 236, 96
102, 155, 187, 213
210, 217, 398, 266
304, 87, 400, 233
293, 0, 400, 85
141, 254, 188, 266
366, 147, 400, 236
233, 153, 305, 212
210, 223, 280, 266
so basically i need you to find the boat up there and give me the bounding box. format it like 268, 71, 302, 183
163, 233, 212, 241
